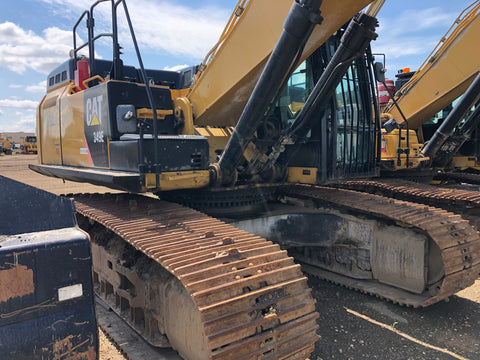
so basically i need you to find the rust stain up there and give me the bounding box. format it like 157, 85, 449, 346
0, 264, 34, 302
53, 334, 97, 360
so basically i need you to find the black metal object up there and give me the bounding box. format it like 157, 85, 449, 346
217, 0, 324, 185
432, 103, 480, 165
0, 176, 76, 235
72, 0, 162, 189
0, 176, 98, 359
160, 185, 279, 218
107, 81, 174, 139
29, 163, 143, 192
395, 70, 415, 92
230, 212, 347, 247
266, 13, 379, 178
110, 135, 209, 172
422, 71, 480, 161
277, 39, 379, 183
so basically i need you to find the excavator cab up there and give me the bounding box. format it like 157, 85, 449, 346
265, 33, 380, 185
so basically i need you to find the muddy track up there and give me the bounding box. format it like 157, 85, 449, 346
437, 172, 480, 185
72, 192, 319, 360
335, 179, 480, 230
280, 184, 480, 307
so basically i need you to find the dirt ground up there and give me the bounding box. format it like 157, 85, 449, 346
2, 154, 480, 360
99, 329, 127, 360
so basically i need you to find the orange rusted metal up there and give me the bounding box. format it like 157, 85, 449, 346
74, 193, 319, 360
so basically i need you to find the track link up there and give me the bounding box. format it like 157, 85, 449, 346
436, 171, 480, 185
280, 184, 480, 307
73, 193, 319, 360
335, 179, 480, 230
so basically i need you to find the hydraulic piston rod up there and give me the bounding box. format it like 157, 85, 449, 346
216, 0, 323, 185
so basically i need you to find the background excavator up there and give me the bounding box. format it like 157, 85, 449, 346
22, 135, 38, 154
378, 0, 480, 174
30, 0, 480, 359
338, 0, 480, 233
0, 138, 13, 155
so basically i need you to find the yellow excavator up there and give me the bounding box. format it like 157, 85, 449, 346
30, 0, 480, 359
337, 1, 480, 234
379, 0, 480, 172
22, 135, 38, 154
0, 138, 13, 155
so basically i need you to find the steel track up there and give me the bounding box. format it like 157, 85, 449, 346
280, 184, 480, 307
436, 172, 480, 185
72, 193, 319, 360
334, 179, 480, 230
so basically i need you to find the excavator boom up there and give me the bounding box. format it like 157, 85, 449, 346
384, 1, 480, 130
188, 0, 374, 128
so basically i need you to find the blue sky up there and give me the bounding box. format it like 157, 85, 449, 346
0, 0, 474, 133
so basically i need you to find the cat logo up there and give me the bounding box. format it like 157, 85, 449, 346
86, 95, 104, 127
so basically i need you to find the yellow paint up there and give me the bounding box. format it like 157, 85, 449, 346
136, 108, 173, 120
82, 75, 105, 89
171, 88, 189, 99
380, 129, 429, 170
385, 3, 480, 129
174, 97, 195, 135
90, 114, 100, 126
188, 0, 374, 127
37, 85, 69, 165
287, 167, 318, 184
144, 171, 210, 191
450, 156, 480, 169
60, 86, 91, 167
195, 126, 233, 163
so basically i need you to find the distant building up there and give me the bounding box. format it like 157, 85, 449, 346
0, 132, 35, 144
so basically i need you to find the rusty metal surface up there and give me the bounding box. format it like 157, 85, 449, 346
95, 296, 182, 360
281, 184, 480, 307
73, 193, 319, 360
436, 172, 480, 185
335, 179, 480, 230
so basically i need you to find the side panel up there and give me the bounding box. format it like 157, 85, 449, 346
0, 177, 98, 359
60, 88, 90, 167
61, 83, 110, 168
38, 86, 66, 165
0, 231, 98, 360
83, 84, 110, 168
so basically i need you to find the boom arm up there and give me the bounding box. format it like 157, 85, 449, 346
384, 1, 480, 130
422, 71, 480, 162
186, 0, 375, 128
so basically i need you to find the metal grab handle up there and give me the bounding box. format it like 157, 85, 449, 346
82, 75, 105, 89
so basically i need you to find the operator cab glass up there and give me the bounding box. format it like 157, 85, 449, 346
278, 34, 379, 182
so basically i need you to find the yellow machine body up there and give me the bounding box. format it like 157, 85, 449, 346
380, 1, 480, 171
187, 0, 374, 128
384, 2, 480, 132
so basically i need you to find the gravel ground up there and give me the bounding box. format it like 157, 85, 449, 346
309, 275, 480, 360
99, 329, 128, 360
2, 154, 480, 360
